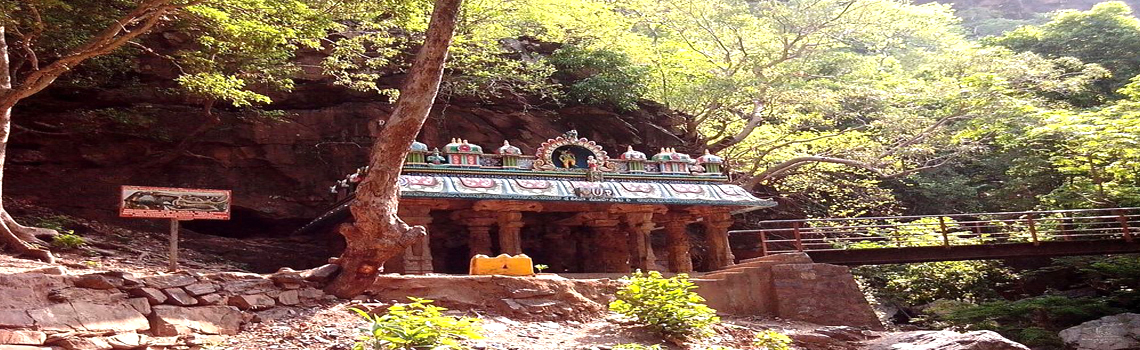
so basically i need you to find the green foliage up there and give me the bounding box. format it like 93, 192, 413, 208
988, 2, 1140, 94
549, 45, 648, 111
935, 295, 1123, 348
753, 330, 793, 350
51, 232, 84, 250
609, 271, 720, 339
854, 260, 1016, 306
533, 264, 549, 273
613, 344, 662, 350
31, 215, 73, 232
351, 297, 482, 350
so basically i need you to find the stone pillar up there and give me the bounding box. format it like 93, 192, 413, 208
588, 217, 630, 273
624, 212, 659, 271
453, 211, 496, 258
497, 211, 524, 255
702, 211, 736, 270
662, 215, 693, 273
543, 225, 575, 272
400, 207, 434, 274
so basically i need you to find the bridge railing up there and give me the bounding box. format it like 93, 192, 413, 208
730, 207, 1139, 256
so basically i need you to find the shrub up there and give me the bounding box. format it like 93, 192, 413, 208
613, 344, 662, 350
351, 297, 482, 350
753, 330, 793, 350
933, 295, 1123, 349
51, 231, 85, 250
609, 271, 720, 339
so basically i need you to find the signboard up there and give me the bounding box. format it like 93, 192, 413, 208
119, 186, 231, 220
573, 187, 615, 198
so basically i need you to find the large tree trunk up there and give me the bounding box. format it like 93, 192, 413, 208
0, 26, 56, 262
324, 0, 463, 298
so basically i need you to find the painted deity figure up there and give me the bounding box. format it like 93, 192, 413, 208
559, 150, 577, 168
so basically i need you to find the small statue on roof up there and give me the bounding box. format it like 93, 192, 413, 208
565, 129, 579, 139
559, 150, 577, 168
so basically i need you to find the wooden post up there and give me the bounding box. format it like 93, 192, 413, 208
759, 231, 768, 256
1061, 214, 1073, 241
168, 219, 180, 272
938, 217, 950, 248
1115, 210, 1133, 243
1026, 214, 1040, 246
792, 221, 804, 252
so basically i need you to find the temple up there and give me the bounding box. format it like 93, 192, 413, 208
308, 130, 776, 275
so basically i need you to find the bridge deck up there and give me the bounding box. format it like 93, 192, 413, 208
732, 207, 1140, 265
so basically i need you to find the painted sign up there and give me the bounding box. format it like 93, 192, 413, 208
119, 186, 231, 220
573, 187, 615, 198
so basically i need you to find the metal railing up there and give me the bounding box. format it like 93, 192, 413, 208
731, 207, 1139, 256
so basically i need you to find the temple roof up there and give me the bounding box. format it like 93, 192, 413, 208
398, 173, 776, 208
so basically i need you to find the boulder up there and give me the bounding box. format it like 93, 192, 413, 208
220, 278, 275, 295
148, 305, 243, 336
865, 330, 1029, 350
1059, 313, 1140, 350
270, 268, 304, 289
161, 288, 197, 306
227, 294, 276, 310
139, 273, 197, 289
0, 330, 46, 345
126, 288, 166, 305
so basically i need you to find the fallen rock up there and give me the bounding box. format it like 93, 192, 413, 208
219, 278, 275, 295
865, 330, 1029, 350
299, 287, 325, 300
149, 305, 243, 336
72, 274, 121, 290
26, 266, 67, 275
816, 326, 873, 341
183, 282, 217, 296
54, 336, 112, 350
48, 288, 126, 304
0, 330, 46, 345
105, 333, 148, 350
126, 288, 165, 305
227, 294, 276, 310
161, 288, 197, 306
139, 273, 197, 290
196, 293, 224, 305
0, 345, 54, 350
300, 264, 339, 282
125, 298, 151, 316
270, 268, 304, 289
277, 290, 300, 306
1059, 313, 1140, 350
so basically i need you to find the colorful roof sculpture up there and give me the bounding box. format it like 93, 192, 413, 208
444, 139, 483, 154
697, 150, 723, 164
652, 148, 694, 162
621, 146, 647, 160
497, 141, 522, 155
410, 141, 429, 152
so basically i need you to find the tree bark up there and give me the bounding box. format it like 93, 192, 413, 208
0, 26, 56, 262
324, 0, 463, 298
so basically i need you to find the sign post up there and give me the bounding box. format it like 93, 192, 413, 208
119, 186, 231, 272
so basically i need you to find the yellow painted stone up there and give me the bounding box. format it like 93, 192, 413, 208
469, 254, 534, 276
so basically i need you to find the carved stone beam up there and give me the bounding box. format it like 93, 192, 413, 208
473, 200, 543, 212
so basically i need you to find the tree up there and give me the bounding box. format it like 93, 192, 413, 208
988, 1, 1140, 97
0, 0, 361, 262
325, 0, 463, 298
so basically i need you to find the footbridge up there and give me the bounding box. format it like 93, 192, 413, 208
731, 207, 1140, 265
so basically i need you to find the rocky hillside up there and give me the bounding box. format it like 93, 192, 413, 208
7, 50, 689, 239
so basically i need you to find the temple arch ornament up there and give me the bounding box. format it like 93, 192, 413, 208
532, 130, 616, 172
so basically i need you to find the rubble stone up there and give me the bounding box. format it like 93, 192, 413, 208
126, 288, 165, 305
72, 274, 120, 290
300, 264, 339, 282
139, 273, 196, 289
227, 294, 276, 310
0, 330, 46, 345
125, 297, 151, 316
54, 336, 112, 350
161, 288, 197, 306
277, 290, 300, 306
183, 282, 217, 296
149, 305, 243, 336
105, 333, 148, 350
196, 293, 224, 305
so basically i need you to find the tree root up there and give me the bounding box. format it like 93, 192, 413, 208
0, 209, 57, 263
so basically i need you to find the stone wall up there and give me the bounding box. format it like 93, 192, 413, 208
692, 253, 883, 330
0, 264, 338, 349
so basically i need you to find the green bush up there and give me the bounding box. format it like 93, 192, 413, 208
32, 215, 73, 232
853, 260, 1016, 306
351, 297, 482, 350
609, 271, 720, 339
933, 295, 1123, 349
51, 231, 85, 250
613, 344, 662, 350
753, 330, 793, 350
